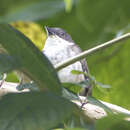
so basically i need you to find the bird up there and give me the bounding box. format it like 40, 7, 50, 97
42, 26, 92, 96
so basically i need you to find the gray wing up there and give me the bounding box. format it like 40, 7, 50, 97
71, 44, 92, 96
71, 44, 89, 74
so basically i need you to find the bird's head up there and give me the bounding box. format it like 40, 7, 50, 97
45, 26, 74, 45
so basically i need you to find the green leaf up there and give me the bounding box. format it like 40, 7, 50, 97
0, 54, 20, 73
76, 0, 130, 46
96, 114, 130, 130
71, 70, 88, 76
96, 82, 111, 89
16, 82, 39, 91
64, 108, 95, 130
39, 0, 130, 49
71, 70, 110, 91
0, 92, 75, 130
6, 72, 19, 82
63, 82, 82, 94
89, 39, 130, 109
62, 88, 79, 101
87, 96, 113, 114
65, 128, 86, 130
0, 24, 61, 94
0, 0, 65, 23
64, 0, 73, 12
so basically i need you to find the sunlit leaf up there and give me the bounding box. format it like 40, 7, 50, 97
63, 82, 82, 94
64, 0, 73, 12
11, 21, 46, 50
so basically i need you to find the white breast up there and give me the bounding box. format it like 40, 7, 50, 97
43, 36, 85, 83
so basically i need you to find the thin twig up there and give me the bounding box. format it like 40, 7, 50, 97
55, 33, 130, 71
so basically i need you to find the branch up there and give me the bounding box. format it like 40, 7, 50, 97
0, 81, 130, 120
73, 96, 130, 120
55, 33, 130, 71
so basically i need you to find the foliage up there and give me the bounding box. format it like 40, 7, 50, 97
0, 0, 130, 129
11, 21, 46, 50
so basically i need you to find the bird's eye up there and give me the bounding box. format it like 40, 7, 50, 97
60, 32, 64, 36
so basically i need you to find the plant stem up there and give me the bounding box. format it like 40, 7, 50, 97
55, 33, 130, 71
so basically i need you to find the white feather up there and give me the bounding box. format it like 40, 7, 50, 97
43, 36, 85, 83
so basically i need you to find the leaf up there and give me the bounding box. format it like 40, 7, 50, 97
0, 92, 75, 130
71, 70, 110, 90
0, 24, 61, 94
39, 0, 130, 50
0, 54, 20, 73
96, 114, 130, 130
89, 39, 130, 109
65, 128, 86, 130
63, 82, 82, 94
64, 0, 73, 13
64, 128, 85, 130
87, 96, 113, 114
16, 82, 39, 91
0, 0, 65, 23
6, 72, 19, 82
76, 0, 130, 46
71, 70, 88, 76
96, 82, 111, 89
62, 88, 79, 101
11, 21, 46, 50
64, 108, 95, 130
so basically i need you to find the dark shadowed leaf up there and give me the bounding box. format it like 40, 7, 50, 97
0, 92, 75, 130
16, 82, 39, 91
96, 114, 130, 130
64, 108, 95, 130
62, 88, 79, 101
65, 128, 85, 130
0, 54, 20, 73
0, 0, 65, 23
87, 96, 113, 114
0, 24, 61, 94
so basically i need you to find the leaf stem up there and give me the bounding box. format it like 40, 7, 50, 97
55, 33, 130, 71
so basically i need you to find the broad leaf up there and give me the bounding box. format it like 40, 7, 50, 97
0, 0, 65, 23
0, 24, 61, 94
0, 92, 75, 130
0, 54, 20, 73
96, 114, 130, 130
16, 82, 39, 91
87, 96, 113, 114
63, 82, 82, 94
64, 0, 73, 12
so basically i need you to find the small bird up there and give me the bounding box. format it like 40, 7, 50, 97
42, 26, 92, 96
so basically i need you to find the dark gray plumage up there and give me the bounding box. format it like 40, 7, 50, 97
45, 26, 74, 43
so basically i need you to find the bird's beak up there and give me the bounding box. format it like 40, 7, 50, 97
45, 26, 53, 36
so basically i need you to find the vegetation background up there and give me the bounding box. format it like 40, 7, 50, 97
0, 0, 130, 129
